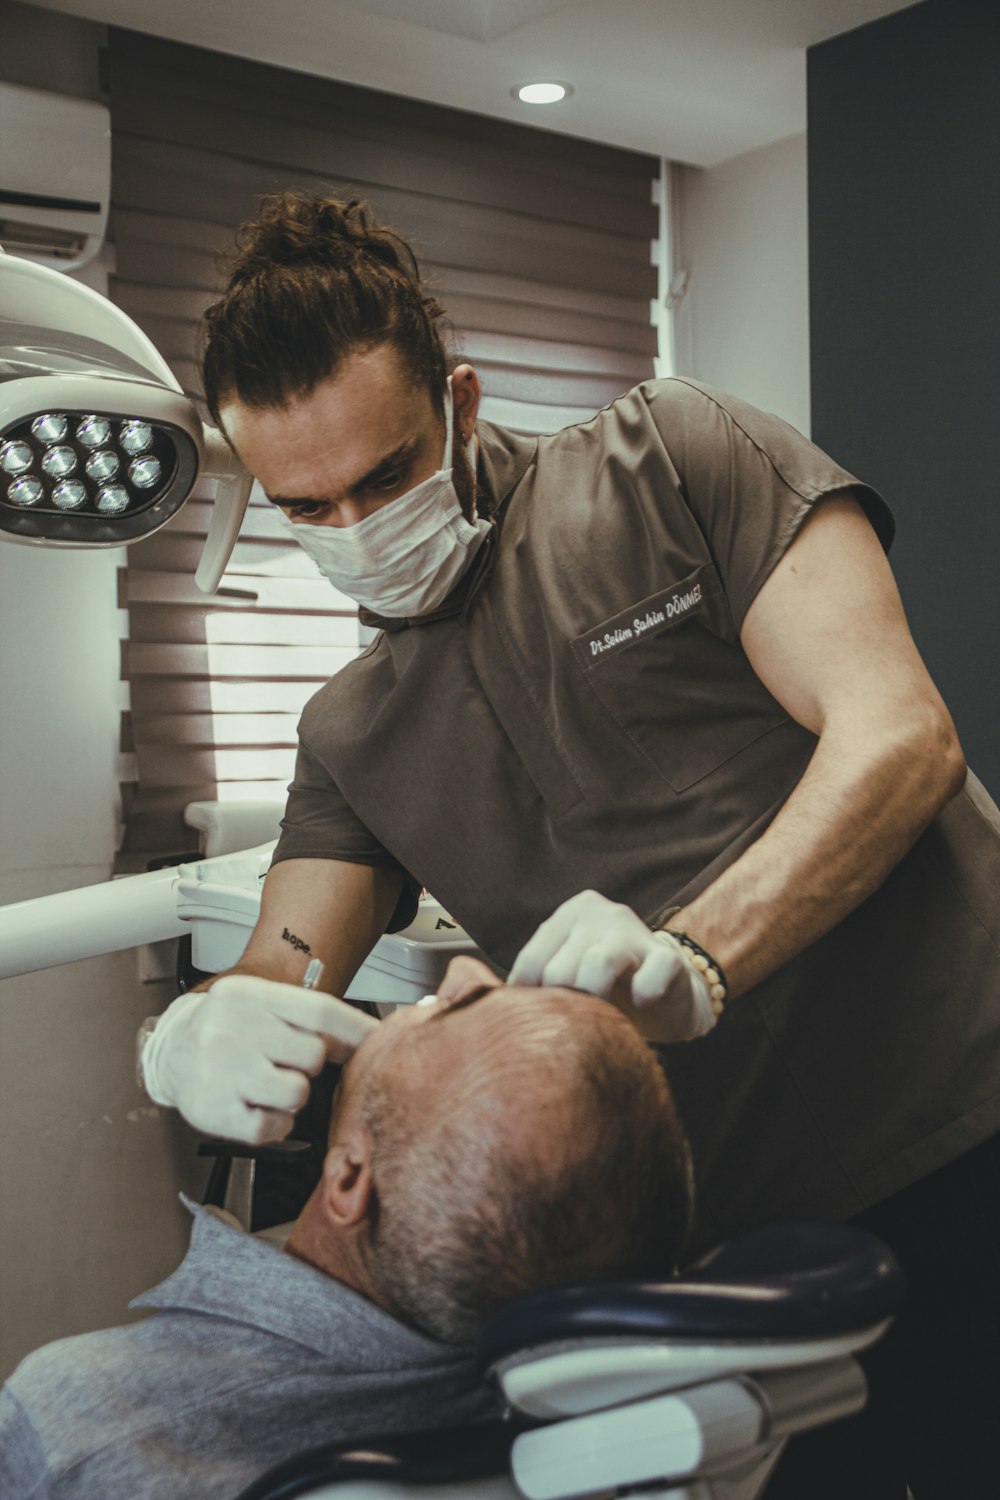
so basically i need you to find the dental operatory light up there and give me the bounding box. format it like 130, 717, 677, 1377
514, 82, 571, 104
0, 248, 252, 590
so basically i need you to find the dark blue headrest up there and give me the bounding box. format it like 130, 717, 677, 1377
236, 1419, 522, 1500
476, 1222, 905, 1372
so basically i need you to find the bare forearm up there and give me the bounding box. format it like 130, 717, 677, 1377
673, 712, 966, 997
191, 935, 359, 996
191, 861, 403, 996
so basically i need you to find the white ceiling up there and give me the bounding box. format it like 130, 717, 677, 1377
26, 0, 918, 166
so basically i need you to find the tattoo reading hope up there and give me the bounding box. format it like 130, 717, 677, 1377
282, 927, 311, 955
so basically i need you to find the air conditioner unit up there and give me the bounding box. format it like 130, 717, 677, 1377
0, 82, 110, 272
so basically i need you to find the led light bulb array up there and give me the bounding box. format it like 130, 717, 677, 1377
0, 412, 175, 517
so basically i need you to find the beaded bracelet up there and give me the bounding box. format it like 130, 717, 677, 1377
654, 928, 728, 1018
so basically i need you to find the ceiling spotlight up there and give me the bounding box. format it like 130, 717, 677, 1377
515, 82, 571, 105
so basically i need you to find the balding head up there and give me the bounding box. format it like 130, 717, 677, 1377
289, 962, 692, 1345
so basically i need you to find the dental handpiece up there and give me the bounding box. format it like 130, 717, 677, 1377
302, 956, 324, 990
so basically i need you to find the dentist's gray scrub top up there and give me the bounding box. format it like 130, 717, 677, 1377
273, 378, 1000, 1258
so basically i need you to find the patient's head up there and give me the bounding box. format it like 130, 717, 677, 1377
287, 959, 693, 1344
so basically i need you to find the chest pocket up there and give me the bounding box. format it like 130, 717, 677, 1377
571, 564, 789, 792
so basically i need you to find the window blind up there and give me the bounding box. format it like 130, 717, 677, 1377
105, 27, 659, 865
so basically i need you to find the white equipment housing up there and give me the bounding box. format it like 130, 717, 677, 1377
0, 843, 482, 1007
0, 82, 111, 271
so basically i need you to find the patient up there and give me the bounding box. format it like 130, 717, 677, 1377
0, 959, 692, 1500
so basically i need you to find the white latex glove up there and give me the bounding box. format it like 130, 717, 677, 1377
140, 974, 378, 1143
508, 889, 719, 1041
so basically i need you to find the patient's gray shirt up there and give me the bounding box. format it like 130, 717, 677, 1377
0, 1199, 500, 1499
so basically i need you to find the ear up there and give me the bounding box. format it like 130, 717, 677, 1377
436, 954, 502, 1005
450, 363, 481, 444
320, 1138, 375, 1230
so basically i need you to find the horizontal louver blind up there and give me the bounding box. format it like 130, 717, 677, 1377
106, 27, 658, 864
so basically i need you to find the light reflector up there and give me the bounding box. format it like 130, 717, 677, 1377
7, 475, 44, 506
31, 413, 69, 444
41, 445, 78, 478
0, 410, 180, 520
76, 415, 112, 449
96, 483, 131, 514
52, 479, 88, 510
1, 440, 33, 475
120, 420, 153, 454
129, 455, 162, 489
85, 449, 120, 481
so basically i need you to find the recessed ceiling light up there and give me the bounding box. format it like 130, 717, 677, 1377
514, 82, 571, 105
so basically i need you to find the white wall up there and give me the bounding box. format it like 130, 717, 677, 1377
0, 541, 205, 1379
0, 0, 205, 1380
671, 132, 811, 437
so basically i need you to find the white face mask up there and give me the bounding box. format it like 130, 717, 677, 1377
276, 380, 489, 617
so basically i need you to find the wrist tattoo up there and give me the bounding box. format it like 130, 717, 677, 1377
282, 927, 311, 955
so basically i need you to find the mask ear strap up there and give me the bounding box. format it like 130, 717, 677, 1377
442, 374, 455, 471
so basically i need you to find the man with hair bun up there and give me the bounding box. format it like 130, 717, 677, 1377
138, 190, 1000, 1497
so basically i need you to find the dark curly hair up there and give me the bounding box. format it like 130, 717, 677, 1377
200, 192, 451, 426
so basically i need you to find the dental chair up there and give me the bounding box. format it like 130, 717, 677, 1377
0, 850, 904, 1499
235, 1220, 901, 1500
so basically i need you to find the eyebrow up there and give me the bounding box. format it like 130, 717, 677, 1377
429, 984, 498, 1022
265, 438, 421, 509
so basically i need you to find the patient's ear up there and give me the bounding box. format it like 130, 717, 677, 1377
436, 955, 502, 1006
320, 1137, 375, 1230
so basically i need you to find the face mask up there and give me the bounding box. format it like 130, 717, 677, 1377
276, 380, 489, 617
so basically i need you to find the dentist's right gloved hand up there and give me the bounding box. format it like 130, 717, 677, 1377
508, 890, 722, 1042
139, 974, 378, 1143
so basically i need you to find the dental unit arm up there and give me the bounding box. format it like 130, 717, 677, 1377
0, 845, 275, 980
0, 843, 480, 1003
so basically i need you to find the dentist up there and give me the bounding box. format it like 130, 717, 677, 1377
138, 190, 1000, 1499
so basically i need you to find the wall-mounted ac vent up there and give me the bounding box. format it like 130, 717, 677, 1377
0, 83, 110, 271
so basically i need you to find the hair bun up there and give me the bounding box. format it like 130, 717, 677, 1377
232, 192, 417, 283
201, 190, 450, 425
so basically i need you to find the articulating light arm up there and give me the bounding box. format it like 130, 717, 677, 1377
195, 425, 253, 593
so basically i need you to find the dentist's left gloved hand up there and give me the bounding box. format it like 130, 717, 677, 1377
140, 974, 377, 1143
508, 889, 721, 1042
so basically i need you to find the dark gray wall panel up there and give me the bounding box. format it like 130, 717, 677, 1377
809, 0, 1000, 793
